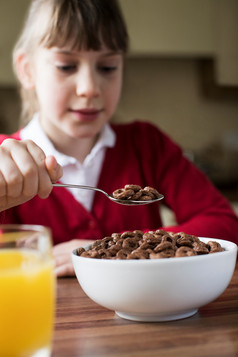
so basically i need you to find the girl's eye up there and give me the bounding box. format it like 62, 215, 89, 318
98, 65, 117, 73
56, 64, 77, 72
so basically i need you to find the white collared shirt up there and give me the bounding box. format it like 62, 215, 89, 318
20, 114, 116, 211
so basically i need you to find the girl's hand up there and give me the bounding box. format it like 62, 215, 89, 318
53, 239, 94, 277
0, 138, 62, 211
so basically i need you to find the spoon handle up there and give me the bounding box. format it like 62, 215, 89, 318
52, 183, 107, 195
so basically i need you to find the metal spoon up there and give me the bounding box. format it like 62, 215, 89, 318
52, 183, 164, 206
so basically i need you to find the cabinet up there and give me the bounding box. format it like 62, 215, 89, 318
119, 0, 238, 86
214, 0, 238, 86
119, 0, 215, 57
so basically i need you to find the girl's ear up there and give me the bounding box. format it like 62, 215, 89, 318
15, 51, 35, 89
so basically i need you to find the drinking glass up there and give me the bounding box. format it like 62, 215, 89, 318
0, 224, 55, 357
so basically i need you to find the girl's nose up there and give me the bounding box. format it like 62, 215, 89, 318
75, 66, 100, 98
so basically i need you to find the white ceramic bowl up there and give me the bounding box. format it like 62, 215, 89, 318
72, 238, 237, 322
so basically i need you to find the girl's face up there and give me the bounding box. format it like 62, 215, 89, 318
29, 45, 123, 149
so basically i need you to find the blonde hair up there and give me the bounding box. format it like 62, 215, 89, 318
13, 0, 129, 124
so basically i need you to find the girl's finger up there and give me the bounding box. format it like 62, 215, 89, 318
45, 155, 63, 183
0, 144, 24, 198
55, 263, 75, 277
25, 140, 53, 198
3, 139, 39, 198
0, 170, 7, 198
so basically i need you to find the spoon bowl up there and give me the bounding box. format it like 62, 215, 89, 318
52, 183, 164, 205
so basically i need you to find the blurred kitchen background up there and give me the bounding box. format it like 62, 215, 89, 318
0, 0, 238, 219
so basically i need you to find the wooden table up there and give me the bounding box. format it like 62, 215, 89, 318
52, 261, 238, 357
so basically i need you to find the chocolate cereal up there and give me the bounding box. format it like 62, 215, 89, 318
77, 230, 224, 259
112, 185, 160, 201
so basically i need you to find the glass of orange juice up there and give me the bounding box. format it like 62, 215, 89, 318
0, 224, 55, 357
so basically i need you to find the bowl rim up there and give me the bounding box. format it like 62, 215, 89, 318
72, 237, 237, 265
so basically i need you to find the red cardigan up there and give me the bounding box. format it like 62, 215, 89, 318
1, 121, 238, 245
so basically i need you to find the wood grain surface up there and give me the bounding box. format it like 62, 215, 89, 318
52, 261, 238, 357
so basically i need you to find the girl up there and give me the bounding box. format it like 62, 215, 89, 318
0, 0, 237, 276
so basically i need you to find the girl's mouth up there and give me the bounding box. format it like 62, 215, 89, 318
69, 108, 102, 121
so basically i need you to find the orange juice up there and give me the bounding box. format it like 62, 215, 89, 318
0, 249, 55, 357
